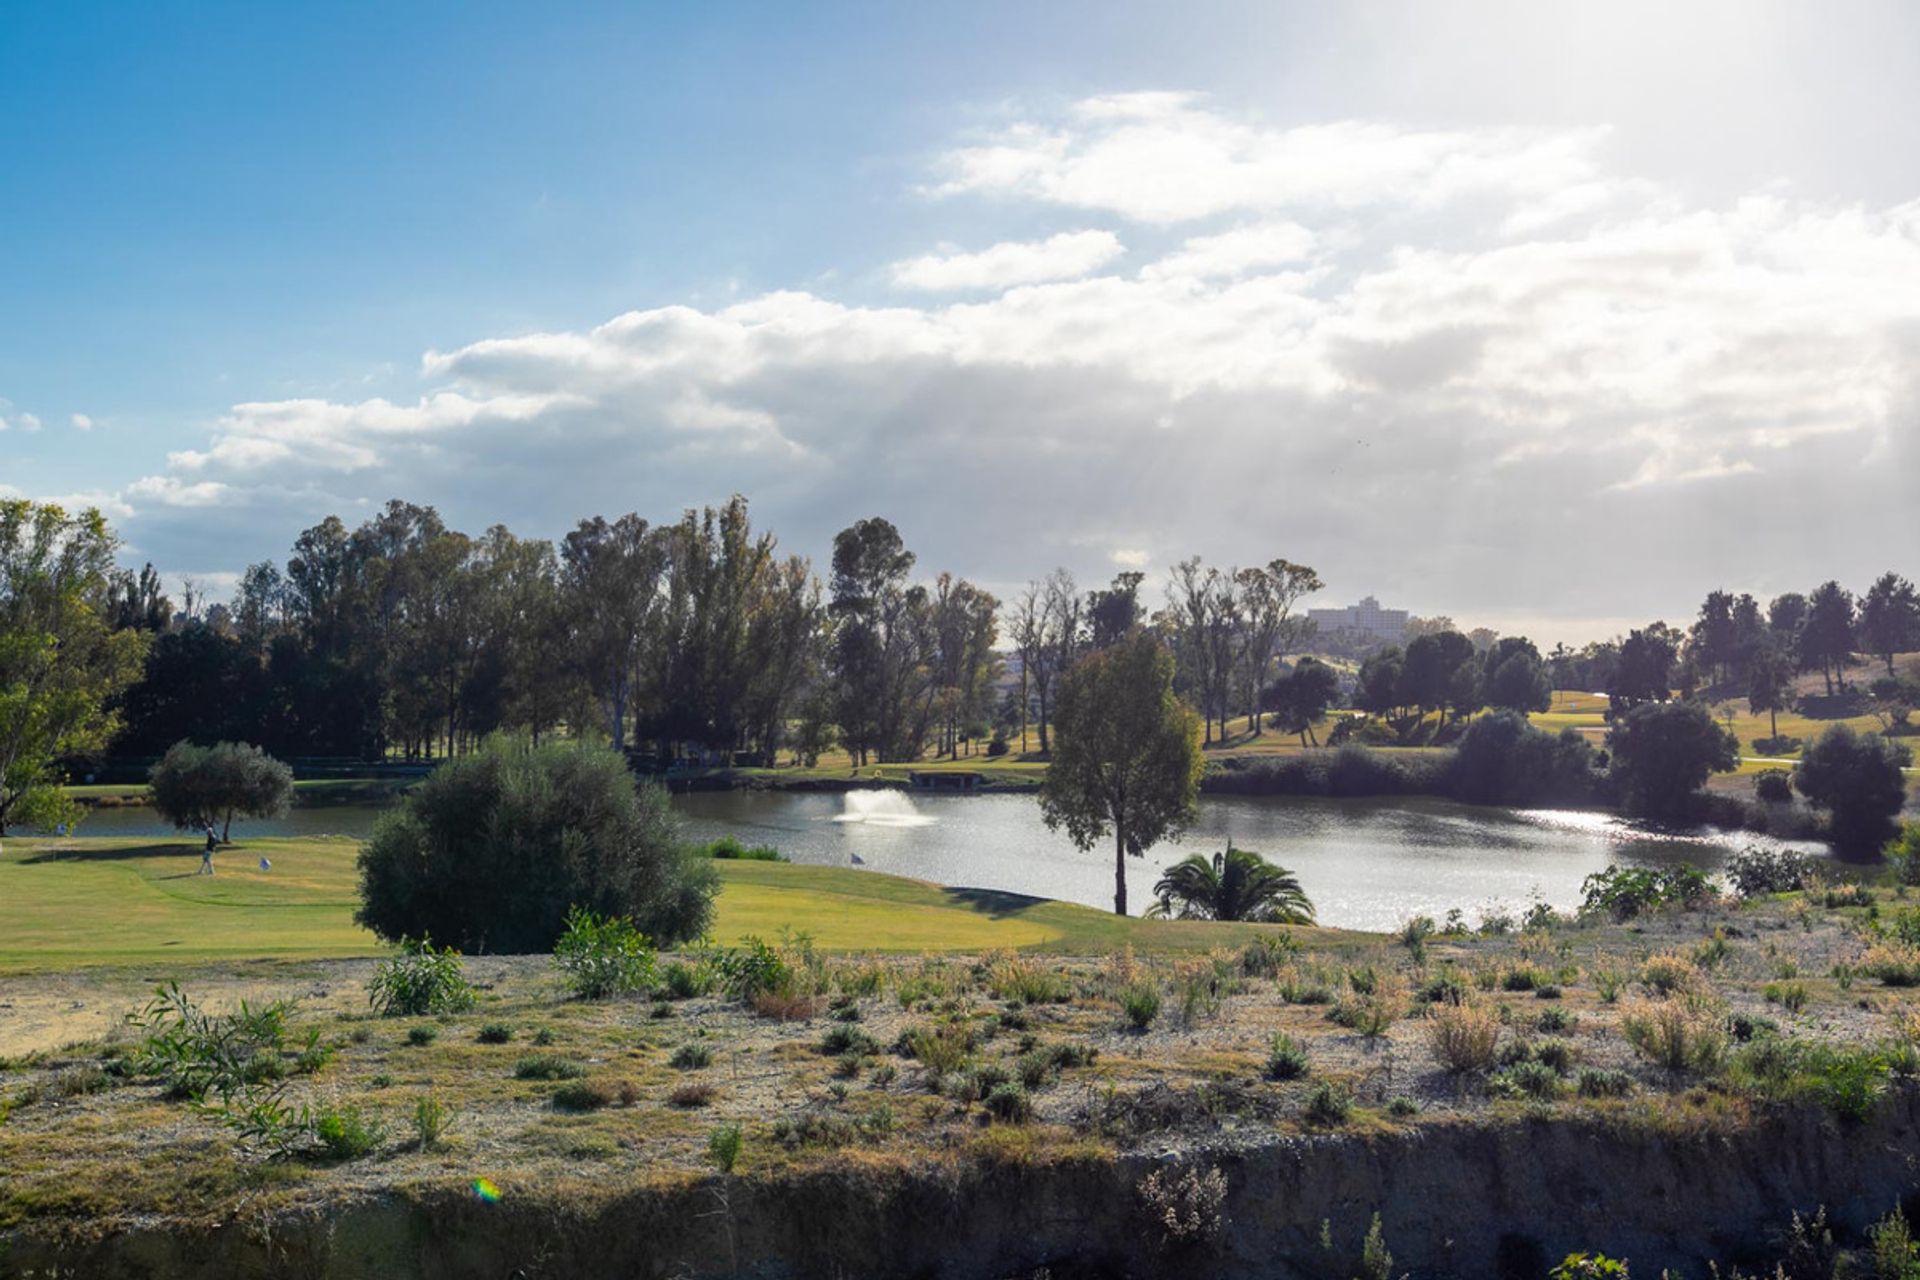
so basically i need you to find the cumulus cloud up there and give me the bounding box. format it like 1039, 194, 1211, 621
889, 230, 1125, 290
71, 413, 94, 431
94, 94, 1920, 639
18, 413, 41, 433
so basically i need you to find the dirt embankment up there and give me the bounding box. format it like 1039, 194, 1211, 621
9, 1089, 1919, 1280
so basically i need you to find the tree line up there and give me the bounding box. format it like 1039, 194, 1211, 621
1543, 573, 1920, 723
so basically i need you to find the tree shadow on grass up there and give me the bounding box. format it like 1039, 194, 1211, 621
940, 887, 1049, 920
19, 843, 192, 865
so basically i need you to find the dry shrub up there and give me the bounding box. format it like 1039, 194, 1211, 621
1621, 998, 1727, 1072
751, 991, 822, 1021
1639, 951, 1704, 997
1425, 1000, 1501, 1073
1101, 946, 1146, 994
669, 1081, 717, 1108
1859, 944, 1920, 988
1137, 1163, 1229, 1245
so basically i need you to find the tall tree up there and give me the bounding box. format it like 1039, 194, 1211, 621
1689, 590, 1738, 687
1483, 636, 1552, 715
1746, 640, 1795, 745
0, 501, 150, 833
560, 514, 666, 752
1858, 572, 1920, 678
1801, 580, 1857, 696
1400, 630, 1476, 730
1608, 626, 1678, 712
1235, 559, 1323, 735
1040, 630, 1203, 916
1607, 700, 1738, 820
829, 517, 926, 765
1084, 572, 1144, 651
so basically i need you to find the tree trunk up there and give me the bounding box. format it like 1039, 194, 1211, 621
1770, 707, 1778, 740
1113, 824, 1128, 917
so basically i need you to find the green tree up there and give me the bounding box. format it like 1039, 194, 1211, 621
1607, 626, 1677, 712
1794, 724, 1913, 857
1040, 630, 1204, 915
1483, 636, 1552, 715
1147, 846, 1315, 923
1354, 646, 1405, 718
356, 734, 715, 952
1399, 630, 1475, 729
1266, 657, 1340, 745
0, 501, 149, 834
148, 740, 295, 842
1746, 642, 1795, 744
1859, 572, 1920, 678
1606, 700, 1738, 819
1801, 580, 1857, 696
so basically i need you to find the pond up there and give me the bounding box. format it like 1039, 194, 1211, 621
673, 790, 1823, 931
68, 789, 1825, 931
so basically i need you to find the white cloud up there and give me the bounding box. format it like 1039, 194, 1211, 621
1143, 222, 1318, 280
104, 95, 1920, 638
71, 413, 94, 431
889, 230, 1125, 291
18, 412, 41, 433
933, 93, 1616, 225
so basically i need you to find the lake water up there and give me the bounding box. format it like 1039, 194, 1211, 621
69, 790, 1825, 931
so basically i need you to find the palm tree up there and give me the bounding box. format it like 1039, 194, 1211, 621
1146, 845, 1316, 923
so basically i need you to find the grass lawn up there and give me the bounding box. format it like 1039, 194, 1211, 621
0, 834, 1346, 973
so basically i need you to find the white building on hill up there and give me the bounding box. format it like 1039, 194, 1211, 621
1307, 595, 1409, 644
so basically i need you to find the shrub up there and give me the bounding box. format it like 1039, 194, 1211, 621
984, 1082, 1033, 1123
1859, 943, 1920, 987
670, 1081, 716, 1108
1136, 1164, 1229, 1244
1725, 845, 1816, 896
819, 1025, 879, 1058
1754, 769, 1794, 803
130, 982, 297, 1102
1266, 1033, 1311, 1081
659, 960, 711, 1000
1639, 952, 1704, 997
714, 936, 795, 1002
147, 739, 294, 843
708, 1123, 744, 1173
670, 1042, 714, 1070
1621, 1000, 1727, 1073
1536, 1007, 1572, 1033
355, 735, 716, 953
412, 1094, 453, 1149
1303, 1080, 1352, 1124
1575, 1067, 1634, 1098
903, 1022, 975, 1077
1426, 1001, 1501, 1074
697, 835, 787, 862
1120, 983, 1161, 1031
366, 937, 476, 1017
514, 1055, 586, 1080
405, 1024, 438, 1047
312, 1100, 386, 1160
1551, 1254, 1631, 1280
476, 1023, 513, 1045
1581, 865, 1713, 922
551, 1079, 623, 1112
1764, 981, 1810, 1013
1887, 822, 1920, 887
985, 952, 1074, 1004
1491, 1059, 1562, 1101
553, 907, 657, 999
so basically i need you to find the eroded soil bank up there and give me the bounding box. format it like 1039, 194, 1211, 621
8, 1092, 1919, 1280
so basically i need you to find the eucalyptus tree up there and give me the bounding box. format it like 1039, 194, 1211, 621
1801, 580, 1858, 695
1040, 629, 1204, 916
561, 513, 668, 753
0, 501, 149, 834
1235, 559, 1323, 734
1859, 572, 1919, 679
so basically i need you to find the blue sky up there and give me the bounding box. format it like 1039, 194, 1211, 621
4, 1, 1918, 642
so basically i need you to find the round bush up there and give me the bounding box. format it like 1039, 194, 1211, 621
355, 735, 716, 953
1754, 770, 1794, 804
